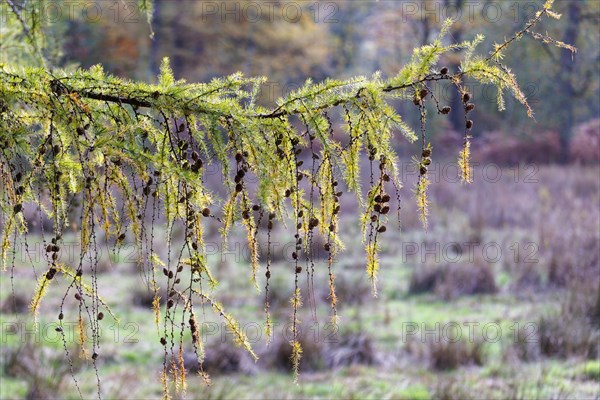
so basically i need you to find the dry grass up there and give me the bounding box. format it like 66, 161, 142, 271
429, 339, 485, 371
184, 340, 256, 375
4, 340, 84, 399
538, 288, 600, 359
1, 292, 29, 314
408, 260, 497, 300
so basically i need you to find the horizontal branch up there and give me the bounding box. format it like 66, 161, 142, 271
23, 72, 453, 120
76, 90, 152, 108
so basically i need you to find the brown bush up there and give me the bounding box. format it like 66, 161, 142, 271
511, 262, 543, 292
261, 328, 377, 372
439, 262, 497, 300
593, 289, 600, 325
324, 332, 377, 369
538, 315, 598, 359
570, 118, 600, 164
184, 340, 255, 375
429, 338, 485, 371
547, 234, 599, 287
408, 265, 441, 295
1, 292, 29, 314
536, 288, 600, 359
547, 255, 572, 288
266, 328, 325, 372
258, 274, 293, 313
4, 340, 84, 399
321, 273, 371, 306
408, 261, 497, 300
475, 130, 562, 165
130, 285, 167, 309
507, 323, 541, 362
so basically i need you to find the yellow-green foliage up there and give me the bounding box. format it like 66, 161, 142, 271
30, 271, 51, 321
459, 140, 473, 184
193, 290, 258, 361
366, 242, 380, 295
0, 0, 571, 394
291, 340, 303, 384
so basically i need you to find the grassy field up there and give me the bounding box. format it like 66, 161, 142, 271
1, 164, 599, 399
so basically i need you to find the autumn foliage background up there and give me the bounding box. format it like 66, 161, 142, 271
1, 1, 599, 399
63, 0, 599, 164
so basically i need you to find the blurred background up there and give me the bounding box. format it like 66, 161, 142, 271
57, 0, 600, 163
1, 0, 599, 399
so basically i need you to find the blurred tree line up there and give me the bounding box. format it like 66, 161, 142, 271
59, 0, 599, 163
